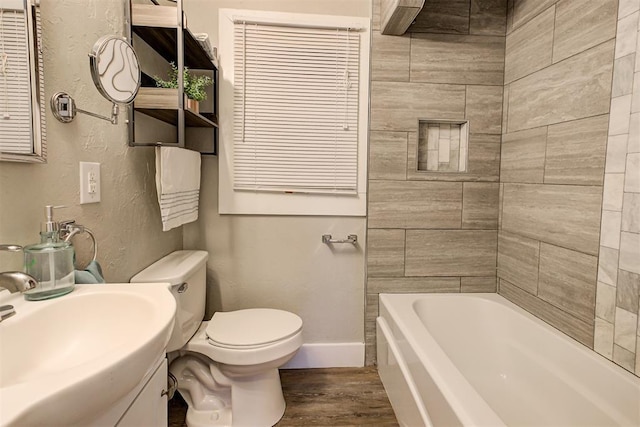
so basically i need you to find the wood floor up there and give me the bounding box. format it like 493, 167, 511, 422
168, 367, 399, 426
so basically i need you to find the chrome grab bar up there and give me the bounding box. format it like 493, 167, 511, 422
322, 234, 357, 245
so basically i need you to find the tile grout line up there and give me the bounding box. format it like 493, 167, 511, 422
505, 37, 616, 87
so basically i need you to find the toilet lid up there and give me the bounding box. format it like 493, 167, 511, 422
206, 308, 303, 347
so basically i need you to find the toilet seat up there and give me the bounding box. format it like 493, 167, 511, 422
206, 308, 303, 348
185, 321, 303, 366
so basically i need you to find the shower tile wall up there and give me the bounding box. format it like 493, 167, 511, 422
366, 0, 506, 365
498, 0, 617, 352
594, 2, 640, 376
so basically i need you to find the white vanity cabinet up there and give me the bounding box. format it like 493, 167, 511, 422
117, 358, 168, 427
88, 356, 169, 426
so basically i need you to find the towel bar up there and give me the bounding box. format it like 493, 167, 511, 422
322, 234, 357, 245
60, 222, 98, 266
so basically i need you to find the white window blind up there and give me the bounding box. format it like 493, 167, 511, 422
0, 4, 32, 153
233, 21, 360, 194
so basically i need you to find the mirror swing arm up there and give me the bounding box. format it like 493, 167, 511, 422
51, 35, 141, 125
51, 92, 120, 124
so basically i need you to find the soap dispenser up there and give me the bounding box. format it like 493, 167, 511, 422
22, 205, 75, 300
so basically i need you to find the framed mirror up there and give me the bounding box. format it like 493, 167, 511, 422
0, 0, 46, 163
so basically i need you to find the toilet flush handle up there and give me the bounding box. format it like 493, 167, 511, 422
172, 282, 189, 293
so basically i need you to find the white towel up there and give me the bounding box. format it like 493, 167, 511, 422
155, 147, 201, 231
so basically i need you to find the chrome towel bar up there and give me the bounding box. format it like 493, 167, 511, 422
322, 234, 358, 245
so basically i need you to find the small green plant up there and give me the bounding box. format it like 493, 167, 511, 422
154, 62, 213, 102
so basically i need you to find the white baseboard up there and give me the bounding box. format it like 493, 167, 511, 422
282, 342, 365, 369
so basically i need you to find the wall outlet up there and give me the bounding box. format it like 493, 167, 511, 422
80, 162, 101, 204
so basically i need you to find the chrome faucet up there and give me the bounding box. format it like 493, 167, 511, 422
0, 271, 38, 293
0, 245, 38, 322
0, 304, 16, 321
0, 244, 38, 294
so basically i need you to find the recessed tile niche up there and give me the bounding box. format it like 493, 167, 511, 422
417, 120, 469, 173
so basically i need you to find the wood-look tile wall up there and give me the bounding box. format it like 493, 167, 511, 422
366, 0, 506, 365
367, 0, 639, 378
498, 0, 618, 360
594, 2, 640, 376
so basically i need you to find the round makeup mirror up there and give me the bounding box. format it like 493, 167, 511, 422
89, 35, 141, 104
51, 36, 141, 124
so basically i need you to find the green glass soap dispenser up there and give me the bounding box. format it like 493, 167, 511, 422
23, 205, 75, 300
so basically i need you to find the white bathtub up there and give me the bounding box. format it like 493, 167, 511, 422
376, 293, 640, 427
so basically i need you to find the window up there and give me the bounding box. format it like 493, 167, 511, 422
0, 2, 34, 154
218, 10, 369, 215
234, 22, 360, 194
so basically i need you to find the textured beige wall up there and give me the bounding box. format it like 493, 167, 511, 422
365, 0, 505, 365
182, 0, 370, 346
0, 0, 182, 281
498, 0, 616, 354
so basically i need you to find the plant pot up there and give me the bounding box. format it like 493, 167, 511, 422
185, 98, 199, 114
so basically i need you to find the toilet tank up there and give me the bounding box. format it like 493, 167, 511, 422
131, 250, 208, 352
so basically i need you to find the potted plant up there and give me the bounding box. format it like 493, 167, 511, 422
154, 62, 213, 113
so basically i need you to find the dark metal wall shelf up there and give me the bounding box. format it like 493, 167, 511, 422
126, 0, 218, 155
132, 26, 216, 70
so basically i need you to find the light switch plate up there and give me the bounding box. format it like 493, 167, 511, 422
80, 162, 101, 204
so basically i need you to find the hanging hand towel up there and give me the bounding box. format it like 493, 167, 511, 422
155, 146, 201, 231
74, 260, 106, 284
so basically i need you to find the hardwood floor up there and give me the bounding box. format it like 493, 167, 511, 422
168, 367, 399, 426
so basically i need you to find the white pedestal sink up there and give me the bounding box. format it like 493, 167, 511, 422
0, 283, 176, 426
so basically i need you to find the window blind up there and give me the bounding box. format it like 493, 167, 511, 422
233, 21, 360, 194
0, 5, 33, 154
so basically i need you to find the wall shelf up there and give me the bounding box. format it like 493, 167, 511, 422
126, 0, 218, 154
134, 88, 218, 128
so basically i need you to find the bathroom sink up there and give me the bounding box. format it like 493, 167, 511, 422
0, 283, 176, 426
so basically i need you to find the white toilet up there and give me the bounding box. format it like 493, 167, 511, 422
131, 250, 303, 427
